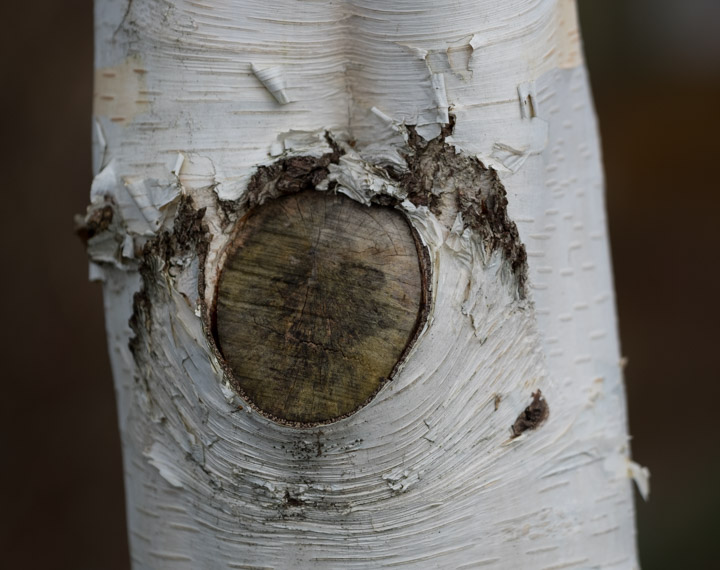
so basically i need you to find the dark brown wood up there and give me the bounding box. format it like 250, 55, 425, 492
215, 190, 425, 424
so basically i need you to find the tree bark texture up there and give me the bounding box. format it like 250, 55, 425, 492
85, 0, 644, 567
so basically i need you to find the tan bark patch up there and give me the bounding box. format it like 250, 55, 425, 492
556, 0, 583, 69
94, 54, 150, 124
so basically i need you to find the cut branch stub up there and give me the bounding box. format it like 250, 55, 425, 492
214, 190, 427, 425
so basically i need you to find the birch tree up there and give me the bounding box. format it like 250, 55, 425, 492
82, 0, 645, 567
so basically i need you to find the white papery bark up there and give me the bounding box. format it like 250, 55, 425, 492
89, 0, 644, 567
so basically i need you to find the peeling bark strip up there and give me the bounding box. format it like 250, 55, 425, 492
215, 190, 427, 425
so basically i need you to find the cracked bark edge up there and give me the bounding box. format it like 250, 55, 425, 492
128, 196, 209, 359
399, 119, 528, 298
216, 131, 343, 222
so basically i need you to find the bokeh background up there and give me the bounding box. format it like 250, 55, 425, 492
2, 1, 718, 568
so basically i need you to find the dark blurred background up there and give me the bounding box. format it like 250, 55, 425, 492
1, 1, 718, 568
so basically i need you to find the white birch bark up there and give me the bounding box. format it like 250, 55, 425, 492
86, 0, 644, 567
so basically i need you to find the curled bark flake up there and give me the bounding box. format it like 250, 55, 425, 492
75, 204, 115, 244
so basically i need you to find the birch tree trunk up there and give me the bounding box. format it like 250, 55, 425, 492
84, 0, 644, 567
